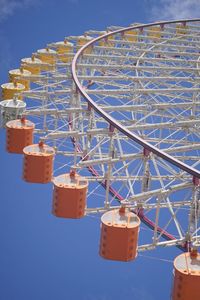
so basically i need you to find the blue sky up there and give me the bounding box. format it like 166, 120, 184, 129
0, 1, 199, 300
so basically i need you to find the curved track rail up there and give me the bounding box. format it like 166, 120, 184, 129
72, 19, 200, 179
2, 18, 200, 253
71, 19, 200, 251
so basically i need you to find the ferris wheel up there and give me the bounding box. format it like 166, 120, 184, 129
1, 19, 200, 300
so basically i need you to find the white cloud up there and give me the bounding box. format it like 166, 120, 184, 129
0, 0, 37, 22
150, 0, 200, 21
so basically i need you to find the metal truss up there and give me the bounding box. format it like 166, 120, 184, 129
2, 19, 200, 252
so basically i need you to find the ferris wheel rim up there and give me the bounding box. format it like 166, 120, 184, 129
2, 18, 200, 252
71, 18, 200, 179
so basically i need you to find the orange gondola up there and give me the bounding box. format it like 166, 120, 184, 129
6, 118, 34, 154
99, 207, 140, 261
52, 171, 88, 218
23, 142, 55, 183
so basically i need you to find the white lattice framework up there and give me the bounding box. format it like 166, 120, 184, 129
1, 19, 200, 253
